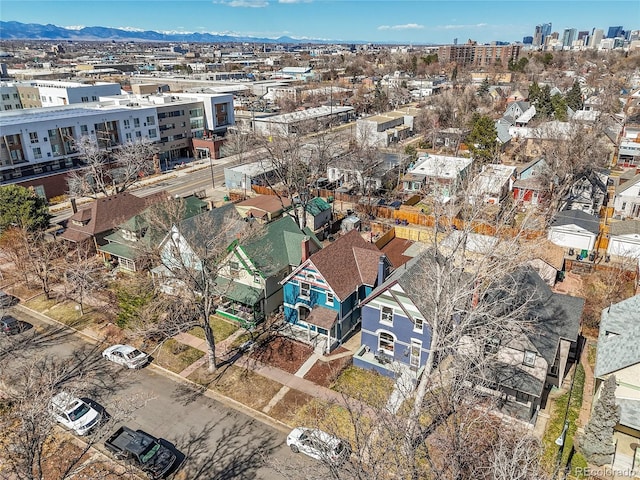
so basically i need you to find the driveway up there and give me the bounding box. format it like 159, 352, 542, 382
1, 306, 325, 480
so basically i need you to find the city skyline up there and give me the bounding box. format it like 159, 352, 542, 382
1, 0, 638, 45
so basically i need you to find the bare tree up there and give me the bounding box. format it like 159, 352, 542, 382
0, 353, 150, 480
132, 200, 262, 372
67, 136, 158, 198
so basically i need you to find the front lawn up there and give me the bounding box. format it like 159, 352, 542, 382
25, 295, 110, 330
153, 338, 205, 374
189, 315, 240, 342
187, 364, 282, 410
332, 366, 395, 409
542, 364, 587, 478
269, 389, 315, 426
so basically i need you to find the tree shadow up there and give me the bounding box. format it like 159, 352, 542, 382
172, 419, 281, 480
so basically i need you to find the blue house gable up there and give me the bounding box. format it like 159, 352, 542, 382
354, 253, 433, 378
281, 229, 389, 353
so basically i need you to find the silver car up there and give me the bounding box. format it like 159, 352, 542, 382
286, 427, 350, 465
102, 344, 149, 369
51, 392, 102, 435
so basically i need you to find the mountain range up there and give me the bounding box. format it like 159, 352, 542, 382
0, 21, 331, 44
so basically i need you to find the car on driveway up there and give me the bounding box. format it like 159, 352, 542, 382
102, 344, 149, 369
51, 392, 102, 435
286, 427, 351, 465
1, 316, 22, 335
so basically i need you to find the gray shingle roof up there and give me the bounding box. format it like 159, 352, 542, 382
609, 219, 640, 236
614, 173, 640, 195
550, 209, 601, 235
595, 294, 640, 378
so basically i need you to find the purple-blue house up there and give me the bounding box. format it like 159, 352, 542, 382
354, 253, 434, 378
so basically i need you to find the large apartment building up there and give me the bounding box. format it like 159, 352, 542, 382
438, 42, 521, 67
0, 92, 234, 197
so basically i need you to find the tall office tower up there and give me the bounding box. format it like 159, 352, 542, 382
607, 26, 624, 38
523, 36, 533, 44
533, 25, 543, 46
590, 29, 604, 48
562, 28, 577, 47
577, 31, 589, 41
542, 22, 552, 39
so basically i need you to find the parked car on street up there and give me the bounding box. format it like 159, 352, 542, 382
105, 426, 177, 479
286, 427, 351, 465
51, 392, 102, 435
0, 290, 17, 307
102, 345, 149, 369
1, 316, 22, 335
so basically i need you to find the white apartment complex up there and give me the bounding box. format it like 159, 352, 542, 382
0, 92, 234, 188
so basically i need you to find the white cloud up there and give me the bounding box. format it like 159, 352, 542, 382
378, 23, 424, 31
215, 0, 269, 7
438, 23, 488, 30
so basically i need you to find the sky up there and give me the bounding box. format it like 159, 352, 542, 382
1, 0, 638, 44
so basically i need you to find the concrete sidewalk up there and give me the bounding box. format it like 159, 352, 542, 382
173, 330, 375, 415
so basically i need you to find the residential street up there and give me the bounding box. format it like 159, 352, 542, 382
1, 306, 321, 480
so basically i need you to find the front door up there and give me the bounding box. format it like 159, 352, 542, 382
410, 340, 421, 369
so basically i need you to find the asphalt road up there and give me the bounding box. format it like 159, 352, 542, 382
1, 306, 325, 480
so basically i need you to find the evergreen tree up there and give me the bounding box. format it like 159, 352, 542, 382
372, 80, 388, 113
0, 185, 51, 233
478, 77, 490, 96
551, 93, 568, 121
467, 113, 498, 164
566, 81, 584, 111
528, 81, 541, 105
579, 375, 620, 466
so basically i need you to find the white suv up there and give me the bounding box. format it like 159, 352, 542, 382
286, 427, 350, 465
51, 393, 102, 435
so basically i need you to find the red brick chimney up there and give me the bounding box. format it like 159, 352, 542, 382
301, 236, 310, 263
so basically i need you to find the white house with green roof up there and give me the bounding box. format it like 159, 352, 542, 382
215, 215, 321, 325
99, 195, 207, 272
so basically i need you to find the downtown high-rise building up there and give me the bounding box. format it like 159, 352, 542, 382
590, 28, 604, 48
562, 28, 577, 47
533, 22, 552, 46
607, 25, 624, 38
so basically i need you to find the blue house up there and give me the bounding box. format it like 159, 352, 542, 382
281, 229, 390, 353
354, 253, 433, 378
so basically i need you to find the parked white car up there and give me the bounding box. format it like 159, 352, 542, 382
51, 392, 101, 435
286, 427, 350, 464
102, 344, 149, 369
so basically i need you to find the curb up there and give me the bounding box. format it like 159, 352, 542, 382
15, 303, 293, 435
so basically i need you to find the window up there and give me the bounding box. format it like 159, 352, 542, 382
125, 133, 132, 141
29, 132, 38, 143
135, 131, 142, 138
124, 119, 130, 129
4, 105, 12, 110
380, 306, 393, 325
133, 118, 140, 128
80, 125, 88, 135
12, 93, 19, 99
1, 94, 9, 100
229, 261, 240, 278
326, 292, 334, 306
146, 116, 155, 126
523, 350, 536, 367
32, 147, 42, 159
81, 96, 89, 102
484, 337, 500, 354
148, 128, 157, 138
414, 317, 424, 333
378, 332, 395, 355
91, 96, 97, 101
300, 281, 310, 298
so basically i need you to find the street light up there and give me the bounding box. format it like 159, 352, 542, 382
208, 154, 215, 189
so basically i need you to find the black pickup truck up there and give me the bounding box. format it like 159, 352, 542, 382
104, 426, 176, 479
